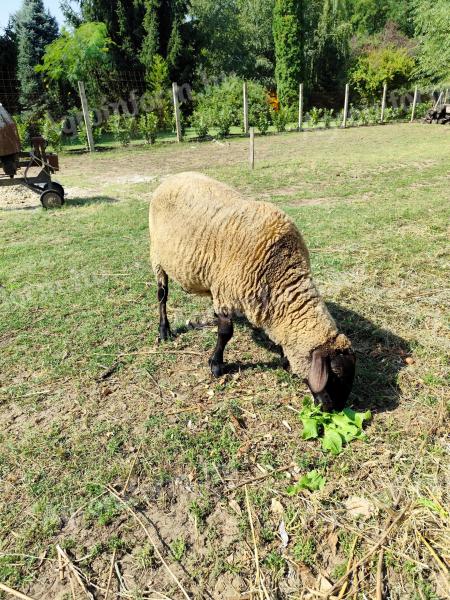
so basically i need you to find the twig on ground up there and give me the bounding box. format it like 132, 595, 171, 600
58, 550, 64, 583
244, 485, 263, 600
375, 549, 384, 600
56, 544, 95, 600
0, 583, 36, 600
227, 464, 294, 492
104, 547, 117, 600
105, 486, 191, 600
122, 442, 143, 495
416, 530, 449, 579
115, 562, 128, 592
337, 535, 359, 599
314, 504, 410, 599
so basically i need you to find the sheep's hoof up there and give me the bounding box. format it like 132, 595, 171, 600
158, 325, 172, 342
209, 359, 224, 377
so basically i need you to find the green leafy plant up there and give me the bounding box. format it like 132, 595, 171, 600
190, 111, 209, 139
138, 113, 158, 144
109, 114, 136, 147
271, 106, 290, 132
170, 537, 186, 561
323, 108, 334, 128
287, 469, 326, 494
309, 107, 323, 126
41, 116, 64, 152
299, 397, 371, 455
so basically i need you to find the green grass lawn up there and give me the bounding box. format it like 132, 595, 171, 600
0, 124, 449, 599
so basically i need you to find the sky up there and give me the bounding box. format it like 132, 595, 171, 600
0, 0, 65, 30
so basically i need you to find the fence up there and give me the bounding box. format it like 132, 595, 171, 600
1, 70, 446, 155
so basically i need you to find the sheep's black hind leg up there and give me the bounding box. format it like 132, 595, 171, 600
157, 270, 171, 342
209, 314, 233, 377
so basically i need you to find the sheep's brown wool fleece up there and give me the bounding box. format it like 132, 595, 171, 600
149, 172, 351, 378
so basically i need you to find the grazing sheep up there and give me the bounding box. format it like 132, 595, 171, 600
149, 172, 355, 411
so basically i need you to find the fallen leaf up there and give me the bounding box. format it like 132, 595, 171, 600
229, 498, 242, 515
282, 420, 292, 431
271, 498, 284, 516
344, 496, 375, 519
317, 573, 333, 592
279, 520, 289, 548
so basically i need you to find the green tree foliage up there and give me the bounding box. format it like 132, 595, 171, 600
15, 0, 58, 107
237, 0, 276, 86
349, 0, 414, 36
310, 0, 352, 101
413, 0, 450, 85
273, 0, 303, 106
36, 23, 111, 101
61, 0, 146, 71
351, 46, 415, 102
0, 21, 18, 72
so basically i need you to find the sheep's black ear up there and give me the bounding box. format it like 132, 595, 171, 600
308, 350, 329, 393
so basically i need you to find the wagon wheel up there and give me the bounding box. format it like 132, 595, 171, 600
40, 189, 63, 209
43, 181, 65, 199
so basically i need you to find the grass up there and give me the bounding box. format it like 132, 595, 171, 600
0, 123, 449, 599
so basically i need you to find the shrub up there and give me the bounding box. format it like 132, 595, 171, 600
272, 106, 291, 132
309, 107, 323, 126
138, 113, 158, 144
192, 75, 271, 138
41, 115, 63, 152
256, 112, 270, 135
323, 108, 334, 128
190, 112, 209, 139
109, 114, 136, 146
351, 46, 415, 104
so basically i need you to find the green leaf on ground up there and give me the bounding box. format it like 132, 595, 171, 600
287, 469, 326, 494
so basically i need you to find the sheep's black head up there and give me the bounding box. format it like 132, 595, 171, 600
307, 348, 356, 412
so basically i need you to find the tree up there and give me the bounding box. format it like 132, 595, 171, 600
36, 22, 111, 101
61, 0, 146, 71
273, 0, 303, 106
238, 0, 276, 87
350, 46, 415, 102
15, 0, 58, 107
413, 0, 450, 85
310, 0, 352, 102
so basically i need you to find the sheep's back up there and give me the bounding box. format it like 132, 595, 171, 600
149, 172, 307, 313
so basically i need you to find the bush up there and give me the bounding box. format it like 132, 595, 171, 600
192, 75, 271, 138
138, 113, 158, 144
309, 107, 323, 127
271, 106, 290, 132
41, 115, 63, 152
190, 112, 209, 139
109, 114, 137, 147
256, 112, 270, 135
351, 46, 415, 104
323, 108, 334, 128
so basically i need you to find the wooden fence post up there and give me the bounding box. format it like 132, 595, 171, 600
172, 82, 182, 142
249, 127, 254, 169
380, 83, 387, 123
410, 86, 418, 123
342, 83, 349, 128
434, 91, 443, 110
78, 81, 95, 152
298, 83, 304, 131
243, 81, 249, 135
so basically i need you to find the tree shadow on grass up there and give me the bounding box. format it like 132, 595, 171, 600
65, 195, 119, 207
246, 303, 411, 414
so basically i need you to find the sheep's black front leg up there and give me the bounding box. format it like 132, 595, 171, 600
209, 314, 233, 377
157, 273, 171, 341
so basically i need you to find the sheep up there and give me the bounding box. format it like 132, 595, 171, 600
149, 172, 355, 411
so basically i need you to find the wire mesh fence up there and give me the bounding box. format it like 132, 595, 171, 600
1, 70, 446, 154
